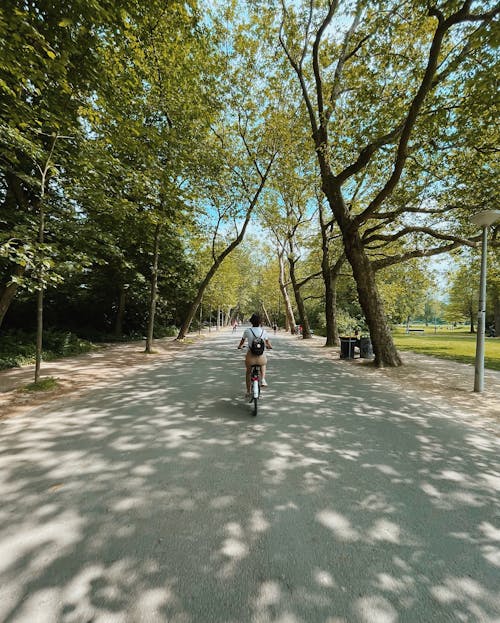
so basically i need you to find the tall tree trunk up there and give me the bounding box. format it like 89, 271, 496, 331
34, 134, 59, 382
319, 202, 342, 347
321, 177, 401, 366
342, 225, 402, 367
323, 263, 342, 347
0, 265, 25, 329
114, 284, 127, 338
177, 265, 219, 340
469, 300, 475, 334
288, 255, 312, 339
261, 304, 272, 327
330, 272, 340, 345
278, 250, 295, 334
145, 222, 161, 353
494, 288, 500, 336
34, 198, 44, 383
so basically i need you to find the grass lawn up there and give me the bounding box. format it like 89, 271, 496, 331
393, 328, 500, 371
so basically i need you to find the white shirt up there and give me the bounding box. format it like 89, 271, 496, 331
243, 327, 268, 349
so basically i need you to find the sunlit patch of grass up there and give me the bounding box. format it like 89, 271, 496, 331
22, 377, 59, 392
393, 332, 500, 371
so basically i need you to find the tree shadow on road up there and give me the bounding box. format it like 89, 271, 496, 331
1, 334, 499, 622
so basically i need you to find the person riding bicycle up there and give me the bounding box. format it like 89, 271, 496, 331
237, 313, 272, 396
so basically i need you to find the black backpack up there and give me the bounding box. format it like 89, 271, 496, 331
250, 328, 265, 355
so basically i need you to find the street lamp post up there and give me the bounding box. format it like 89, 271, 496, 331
470, 210, 500, 393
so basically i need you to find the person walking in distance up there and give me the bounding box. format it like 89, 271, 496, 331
237, 313, 272, 397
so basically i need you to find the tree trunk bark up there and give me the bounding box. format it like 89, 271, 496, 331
323, 267, 341, 347
0, 265, 25, 329
177, 267, 217, 340
278, 250, 295, 334
34, 196, 44, 383
319, 203, 342, 347
321, 177, 401, 366
494, 289, 500, 336
35, 283, 43, 383
261, 304, 272, 327
469, 302, 475, 334
34, 135, 59, 382
114, 284, 127, 338
330, 273, 340, 345
145, 222, 161, 353
342, 227, 402, 366
288, 255, 312, 339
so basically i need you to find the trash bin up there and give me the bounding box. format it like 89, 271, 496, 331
359, 337, 373, 358
339, 337, 357, 359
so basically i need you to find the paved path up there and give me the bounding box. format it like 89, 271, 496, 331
1, 331, 499, 622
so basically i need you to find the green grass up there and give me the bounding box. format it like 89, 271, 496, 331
393, 328, 500, 371
22, 377, 59, 392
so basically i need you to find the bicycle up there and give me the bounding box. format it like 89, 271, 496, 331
249, 363, 261, 416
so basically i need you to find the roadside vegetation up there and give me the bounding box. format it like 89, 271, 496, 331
1, 1, 498, 380
22, 377, 59, 392
0, 330, 97, 370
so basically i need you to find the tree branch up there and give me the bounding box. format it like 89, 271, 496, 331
279, 19, 318, 136
364, 225, 482, 247
351, 1, 496, 227
327, 1, 364, 120
312, 0, 339, 121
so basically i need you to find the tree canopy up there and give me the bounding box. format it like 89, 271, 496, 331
1, 0, 498, 369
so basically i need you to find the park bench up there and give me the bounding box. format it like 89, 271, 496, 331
407, 329, 424, 333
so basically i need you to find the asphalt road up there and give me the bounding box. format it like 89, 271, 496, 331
1, 330, 499, 623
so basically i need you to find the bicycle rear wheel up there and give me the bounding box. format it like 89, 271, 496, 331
252, 396, 258, 416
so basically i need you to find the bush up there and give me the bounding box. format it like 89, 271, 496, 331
154, 325, 178, 338
313, 309, 362, 337
0, 329, 97, 370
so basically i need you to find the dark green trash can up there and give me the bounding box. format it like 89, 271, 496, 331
339, 337, 357, 359
359, 337, 373, 358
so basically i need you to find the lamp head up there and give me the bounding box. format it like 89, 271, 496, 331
470, 210, 500, 228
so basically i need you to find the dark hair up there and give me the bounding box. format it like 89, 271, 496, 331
249, 313, 261, 327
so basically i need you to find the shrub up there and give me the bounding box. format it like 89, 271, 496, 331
0, 330, 96, 370
154, 325, 178, 338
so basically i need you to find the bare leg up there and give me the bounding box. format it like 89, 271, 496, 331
245, 363, 251, 393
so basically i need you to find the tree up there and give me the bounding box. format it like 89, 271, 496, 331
175, 5, 285, 340
175, 136, 276, 339
446, 261, 479, 331
255, 0, 498, 366
71, 0, 220, 351
376, 260, 433, 328
0, 0, 136, 329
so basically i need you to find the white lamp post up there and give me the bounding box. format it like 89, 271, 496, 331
470, 210, 500, 392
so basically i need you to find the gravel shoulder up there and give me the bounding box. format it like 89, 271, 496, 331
0, 334, 205, 420
293, 335, 500, 426
1, 329, 499, 424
